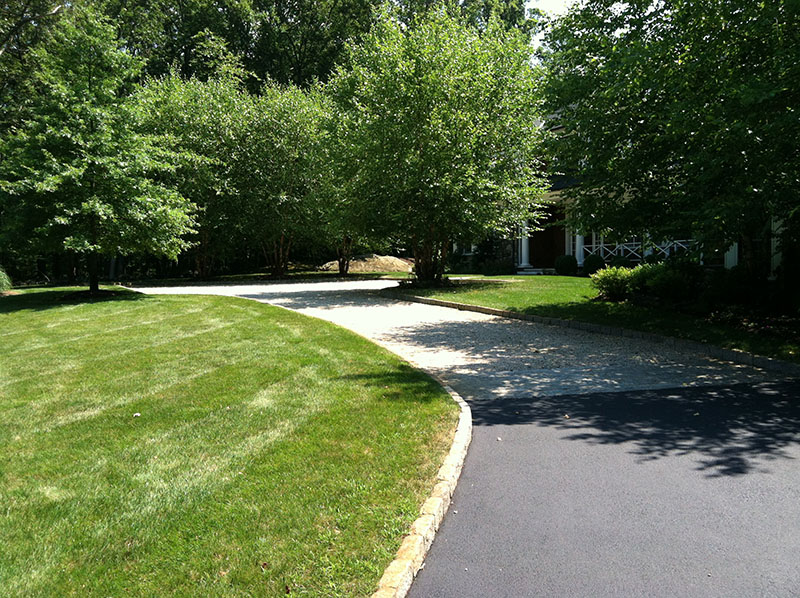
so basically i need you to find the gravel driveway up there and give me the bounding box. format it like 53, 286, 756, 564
138, 280, 800, 597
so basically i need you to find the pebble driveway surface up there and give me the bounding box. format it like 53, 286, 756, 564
139, 280, 800, 597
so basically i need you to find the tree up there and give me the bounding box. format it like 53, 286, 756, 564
0, 7, 195, 292
133, 71, 250, 277
95, 0, 383, 88
393, 0, 534, 31
1, 1, 63, 135
541, 0, 800, 277
230, 84, 328, 275
326, 9, 548, 283
135, 72, 326, 277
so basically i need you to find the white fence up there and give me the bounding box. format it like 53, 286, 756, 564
582, 239, 694, 262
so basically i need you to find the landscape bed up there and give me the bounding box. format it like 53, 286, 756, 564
398, 276, 799, 363
0, 288, 457, 597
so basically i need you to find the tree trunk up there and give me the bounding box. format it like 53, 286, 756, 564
87, 252, 100, 294
337, 236, 353, 276
262, 234, 293, 277
413, 232, 448, 285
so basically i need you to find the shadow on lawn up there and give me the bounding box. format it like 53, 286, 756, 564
0, 288, 147, 314
339, 366, 445, 404
471, 380, 800, 477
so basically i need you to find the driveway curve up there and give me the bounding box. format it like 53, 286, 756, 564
138, 280, 800, 597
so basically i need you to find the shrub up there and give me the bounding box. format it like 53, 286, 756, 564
0, 266, 12, 292
582, 254, 606, 275
591, 266, 633, 301
628, 262, 664, 295
609, 256, 633, 268
554, 254, 578, 275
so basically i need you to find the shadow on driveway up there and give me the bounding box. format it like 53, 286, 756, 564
470, 380, 800, 477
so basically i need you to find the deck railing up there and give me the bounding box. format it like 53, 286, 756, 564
583, 239, 694, 262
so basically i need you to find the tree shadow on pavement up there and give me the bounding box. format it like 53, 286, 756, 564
470, 380, 800, 477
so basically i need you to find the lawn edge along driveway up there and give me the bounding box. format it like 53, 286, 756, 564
238, 297, 475, 598
370, 382, 471, 598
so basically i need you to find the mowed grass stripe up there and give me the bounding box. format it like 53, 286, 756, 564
0, 289, 457, 597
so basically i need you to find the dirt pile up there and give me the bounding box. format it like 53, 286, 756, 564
321, 254, 413, 273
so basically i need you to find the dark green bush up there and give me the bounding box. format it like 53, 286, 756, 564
609, 256, 633, 268
590, 266, 632, 301
628, 262, 663, 295
643, 263, 697, 303
582, 254, 606, 275
447, 253, 474, 274
554, 254, 578, 275
0, 266, 12, 292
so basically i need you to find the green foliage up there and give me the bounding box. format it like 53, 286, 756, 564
395, 0, 535, 31
582, 254, 606, 276
628, 262, 660, 295
541, 0, 800, 270
590, 266, 632, 301
0, 2, 64, 134
134, 74, 328, 276
641, 263, 696, 304
0, 7, 195, 291
609, 256, 632, 268
554, 254, 578, 276
97, 0, 382, 87
0, 265, 11, 291
327, 9, 548, 282
593, 260, 702, 304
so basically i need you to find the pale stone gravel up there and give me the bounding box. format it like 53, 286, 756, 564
138, 280, 771, 401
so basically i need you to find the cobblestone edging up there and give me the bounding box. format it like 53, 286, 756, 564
382, 291, 800, 378
371, 382, 472, 598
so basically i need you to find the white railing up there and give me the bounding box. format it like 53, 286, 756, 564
583, 239, 694, 262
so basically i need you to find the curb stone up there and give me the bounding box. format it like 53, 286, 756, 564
371, 382, 472, 598
382, 290, 800, 378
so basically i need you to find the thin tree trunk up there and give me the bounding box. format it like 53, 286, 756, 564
87, 252, 100, 294
337, 236, 353, 276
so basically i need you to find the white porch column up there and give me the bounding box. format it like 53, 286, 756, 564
723, 243, 739, 269
519, 221, 531, 268
575, 234, 585, 266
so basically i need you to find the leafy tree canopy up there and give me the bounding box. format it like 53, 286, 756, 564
327, 8, 548, 282
0, 6, 195, 291
541, 0, 800, 272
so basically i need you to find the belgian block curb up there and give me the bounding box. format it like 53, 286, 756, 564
382, 290, 800, 378
371, 382, 472, 598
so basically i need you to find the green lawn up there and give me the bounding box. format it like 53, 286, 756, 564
0, 288, 457, 597
401, 276, 799, 363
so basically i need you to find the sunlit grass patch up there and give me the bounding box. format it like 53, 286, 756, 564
0, 288, 457, 597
